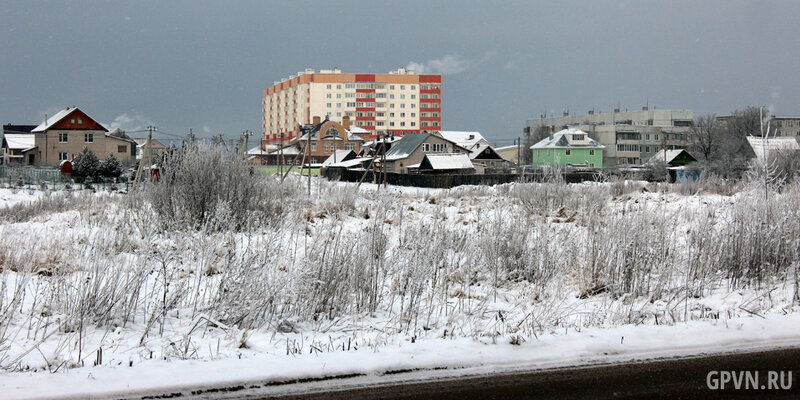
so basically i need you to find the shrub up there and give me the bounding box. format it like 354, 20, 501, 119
145, 143, 288, 231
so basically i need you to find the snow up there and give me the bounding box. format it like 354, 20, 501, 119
422, 153, 474, 170
2, 314, 798, 400
530, 128, 604, 149
746, 136, 800, 161
31, 108, 74, 133
1, 180, 799, 399
3, 134, 36, 151
0, 188, 44, 209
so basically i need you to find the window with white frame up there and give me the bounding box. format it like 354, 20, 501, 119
58, 152, 68, 161
84, 133, 94, 143
58, 133, 68, 143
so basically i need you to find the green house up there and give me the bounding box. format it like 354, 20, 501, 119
529, 128, 604, 167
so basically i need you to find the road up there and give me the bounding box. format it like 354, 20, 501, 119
155, 347, 800, 400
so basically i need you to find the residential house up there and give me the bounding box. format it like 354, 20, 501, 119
27, 107, 136, 167
647, 149, 697, 167
383, 133, 472, 174
292, 116, 367, 164
1, 134, 37, 165
495, 144, 524, 165
416, 153, 477, 174
437, 131, 505, 168
132, 137, 168, 161
529, 128, 604, 167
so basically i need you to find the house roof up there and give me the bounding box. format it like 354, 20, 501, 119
329, 157, 372, 168
132, 137, 167, 149
647, 149, 696, 165
530, 128, 605, 149
3, 124, 37, 135
322, 150, 357, 166
32, 107, 107, 133
297, 119, 365, 142
746, 136, 800, 161
420, 153, 475, 170
385, 133, 432, 160
3, 134, 36, 151
437, 131, 485, 149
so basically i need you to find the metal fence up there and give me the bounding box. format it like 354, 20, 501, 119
0, 166, 63, 186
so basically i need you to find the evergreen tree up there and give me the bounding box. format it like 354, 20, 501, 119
72, 147, 101, 182
100, 154, 124, 178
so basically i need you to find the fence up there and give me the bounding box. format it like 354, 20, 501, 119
322, 168, 648, 189
0, 166, 63, 186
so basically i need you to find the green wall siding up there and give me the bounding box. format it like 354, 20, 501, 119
531, 148, 603, 167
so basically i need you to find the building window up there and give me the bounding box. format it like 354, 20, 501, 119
84, 133, 94, 143
432, 143, 445, 152
58, 152, 68, 161
400, 85, 405, 90
324, 144, 329, 153
565, 149, 571, 156
326, 84, 332, 89
311, 142, 317, 151
58, 133, 68, 143
589, 149, 595, 156
118, 145, 126, 153
77, 118, 82, 124
422, 143, 430, 152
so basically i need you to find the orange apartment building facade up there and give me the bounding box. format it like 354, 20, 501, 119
262, 68, 441, 145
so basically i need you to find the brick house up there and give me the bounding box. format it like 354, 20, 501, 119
29, 107, 136, 167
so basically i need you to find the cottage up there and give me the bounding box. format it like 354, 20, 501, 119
383, 133, 472, 174
646, 149, 697, 167
415, 153, 477, 174
437, 131, 505, 168
28, 107, 136, 167
529, 128, 604, 167
293, 116, 366, 164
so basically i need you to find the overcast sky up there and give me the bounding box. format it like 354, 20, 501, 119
2, 1, 799, 146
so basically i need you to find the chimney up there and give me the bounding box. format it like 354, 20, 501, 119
563, 112, 569, 117
588, 110, 594, 115
642, 106, 648, 111
313, 116, 321, 125
342, 115, 350, 129
468, 134, 474, 140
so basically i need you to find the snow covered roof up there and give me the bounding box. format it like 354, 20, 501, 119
31, 108, 75, 132
437, 131, 485, 149
3, 134, 36, 151
348, 126, 371, 135
647, 149, 696, 166
269, 145, 301, 155
746, 136, 800, 161
419, 153, 475, 170
132, 138, 167, 149
328, 157, 372, 168
322, 150, 356, 166
529, 128, 605, 149
385, 133, 431, 160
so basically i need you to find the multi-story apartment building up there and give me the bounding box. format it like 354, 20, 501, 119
262, 68, 441, 145
716, 115, 800, 139
525, 107, 694, 166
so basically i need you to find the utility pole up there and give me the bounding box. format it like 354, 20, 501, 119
382, 132, 387, 188
241, 130, 252, 160
306, 125, 311, 197
133, 125, 154, 189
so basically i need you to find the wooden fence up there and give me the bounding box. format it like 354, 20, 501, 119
322, 168, 647, 189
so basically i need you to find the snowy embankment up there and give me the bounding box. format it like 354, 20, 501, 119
3, 314, 799, 399
0, 177, 799, 399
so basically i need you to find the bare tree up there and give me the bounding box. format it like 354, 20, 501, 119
691, 114, 717, 161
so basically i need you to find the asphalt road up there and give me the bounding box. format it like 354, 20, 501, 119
162, 347, 800, 400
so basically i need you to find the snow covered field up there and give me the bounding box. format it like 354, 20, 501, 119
1, 175, 799, 398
